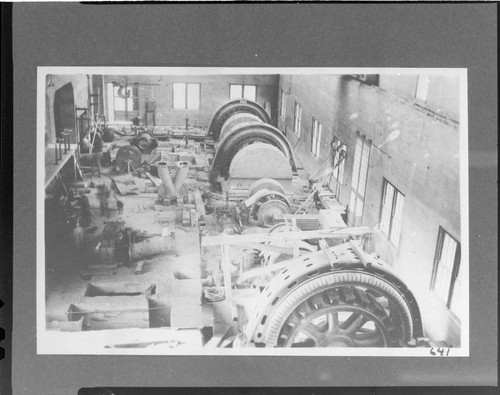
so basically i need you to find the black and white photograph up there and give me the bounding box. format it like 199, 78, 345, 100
38, 67, 468, 356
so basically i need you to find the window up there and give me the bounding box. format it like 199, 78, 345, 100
173, 83, 200, 109
229, 84, 257, 101
380, 179, 405, 247
112, 84, 139, 120
349, 135, 371, 226
331, 138, 346, 198
293, 102, 302, 136
311, 118, 322, 158
415, 75, 430, 102
280, 89, 287, 118
430, 227, 463, 318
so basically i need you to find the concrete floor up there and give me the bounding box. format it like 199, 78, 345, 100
45, 136, 220, 349
43, 132, 444, 352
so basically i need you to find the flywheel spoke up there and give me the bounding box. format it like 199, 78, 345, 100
326, 312, 339, 334
275, 282, 400, 348
300, 323, 323, 344
354, 330, 383, 347
343, 313, 367, 334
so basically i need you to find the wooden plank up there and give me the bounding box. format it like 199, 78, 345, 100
170, 304, 203, 329
47, 317, 84, 332
44, 144, 78, 188
319, 209, 347, 229
112, 174, 140, 195
190, 208, 198, 228
244, 243, 297, 255
221, 245, 235, 319
280, 214, 320, 220
145, 172, 161, 187
170, 278, 203, 329
201, 227, 373, 247
193, 189, 206, 216
68, 295, 149, 330
204, 324, 231, 348
81, 269, 116, 277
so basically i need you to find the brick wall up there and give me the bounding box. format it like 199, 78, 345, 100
278, 74, 462, 344
102, 74, 279, 127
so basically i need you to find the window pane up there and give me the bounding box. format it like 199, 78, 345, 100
415, 75, 430, 101
390, 217, 402, 246
114, 97, 126, 111
434, 233, 457, 303
173, 83, 186, 109
358, 143, 370, 197
356, 198, 364, 225
280, 90, 286, 117
380, 183, 394, 235
126, 87, 135, 111
230, 84, 243, 100
449, 250, 464, 319
316, 125, 322, 157
187, 83, 200, 109
351, 138, 362, 189
113, 86, 128, 111
243, 85, 257, 101
390, 190, 404, 246
348, 191, 360, 226
337, 155, 345, 183
294, 103, 301, 136
312, 120, 317, 152
450, 245, 463, 318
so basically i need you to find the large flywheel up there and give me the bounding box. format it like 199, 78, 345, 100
250, 191, 291, 228
248, 243, 423, 348
268, 277, 402, 347
115, 145, 142, 173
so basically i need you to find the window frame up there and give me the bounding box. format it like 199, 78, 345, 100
229, 83, 257, 102
172, 82, 201, 110
349, 134, 371, 226
430, 227, 462, 316
379, 178, 405, 248
414, 75, 430, 102
331, 137, 346, 198
280, 89, 287, 119
311, 118, 322, 158
293, 102, 302, 137
112, 83, 139, 120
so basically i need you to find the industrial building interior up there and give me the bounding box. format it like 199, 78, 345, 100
42, 71, 463, 352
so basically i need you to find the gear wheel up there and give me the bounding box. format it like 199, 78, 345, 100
262, 271, 413, 347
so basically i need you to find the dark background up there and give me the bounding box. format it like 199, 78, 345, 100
6, 3, 498, 394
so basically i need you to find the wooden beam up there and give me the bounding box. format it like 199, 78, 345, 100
193, 189, 206, 217
201, 227, 372, 247
244, 243, 301, 256
204, 324, 231, 348
220, 245, 235, 319
145, 172, 161, 187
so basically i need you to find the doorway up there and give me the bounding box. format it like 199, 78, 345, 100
54, 83, 76, 143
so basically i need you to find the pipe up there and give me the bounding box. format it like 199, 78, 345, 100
129, 235, 170, 261
157, 161, 176, 196
173, 161, 190, 193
